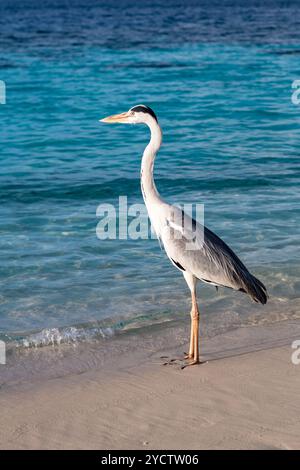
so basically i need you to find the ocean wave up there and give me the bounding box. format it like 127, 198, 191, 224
8, 313, 173, 349
18, 325, 115, 348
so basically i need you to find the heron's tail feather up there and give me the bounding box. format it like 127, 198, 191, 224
242, 274, 268, 305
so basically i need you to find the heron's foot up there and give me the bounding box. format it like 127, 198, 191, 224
160, 354, 189, 365
181, 359, 207, 370
160, 355, 207, 368
161, 357, 185, 366
160, 356, 186, 367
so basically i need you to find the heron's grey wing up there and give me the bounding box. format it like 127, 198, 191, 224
160, 210, 268, 304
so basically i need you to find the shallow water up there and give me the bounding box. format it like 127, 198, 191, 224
0, 0, 300, 348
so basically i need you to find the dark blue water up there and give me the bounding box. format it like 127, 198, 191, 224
1, 0, 300, 346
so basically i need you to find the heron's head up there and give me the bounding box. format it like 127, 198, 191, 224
100, 104, 158, 125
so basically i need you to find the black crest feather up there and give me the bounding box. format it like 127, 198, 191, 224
130, 105, 158, 122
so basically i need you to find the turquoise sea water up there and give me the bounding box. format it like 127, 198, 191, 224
1, 1, 300, 346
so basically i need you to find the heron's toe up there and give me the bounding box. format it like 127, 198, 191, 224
184, 353, 193, 360
162, 358, 182, 366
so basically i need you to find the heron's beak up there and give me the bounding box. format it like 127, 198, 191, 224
100, 111, 131, 123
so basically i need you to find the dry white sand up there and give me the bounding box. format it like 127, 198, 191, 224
1, 322, 300, 450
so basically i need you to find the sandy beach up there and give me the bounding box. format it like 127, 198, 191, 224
1, 320, 300, 450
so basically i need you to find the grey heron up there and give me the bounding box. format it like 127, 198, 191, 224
101, 105, 268, 368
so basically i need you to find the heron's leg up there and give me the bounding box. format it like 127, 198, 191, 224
191, 291, 200, 364
181, 290, 201, 368
182, 272, 198, 362
162, 274, 203, 367
162, 305, 194, 364
184, 307, 194, 359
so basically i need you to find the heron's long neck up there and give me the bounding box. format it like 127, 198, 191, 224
140, 120, 163, 207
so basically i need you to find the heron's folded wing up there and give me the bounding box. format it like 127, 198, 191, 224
161, 211, 248, 290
